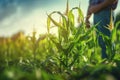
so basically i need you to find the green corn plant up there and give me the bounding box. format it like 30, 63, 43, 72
28, 29, 48, 68
46, 0, 98, 72
96, 21, 120, 61
5, 38, 12, 67
30, 29, 37, 67
111, 21, 120, 60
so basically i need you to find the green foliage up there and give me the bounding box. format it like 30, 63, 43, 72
0, 2, 120, 80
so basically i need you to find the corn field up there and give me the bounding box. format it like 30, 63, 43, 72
0, 2, 120, 80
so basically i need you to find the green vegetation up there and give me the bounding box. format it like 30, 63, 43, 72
0, 2, 120, 80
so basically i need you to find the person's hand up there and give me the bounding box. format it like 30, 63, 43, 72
85, 20, 90, 28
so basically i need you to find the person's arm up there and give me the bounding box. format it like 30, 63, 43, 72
89, 0, 116, 14
85, 5, 92, 28
86, 6, 92, 21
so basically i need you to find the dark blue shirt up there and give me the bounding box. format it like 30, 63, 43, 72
89, 0, 118, 10
89, 0, 104, 5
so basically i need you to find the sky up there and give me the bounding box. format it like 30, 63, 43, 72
0, 0, 120, 37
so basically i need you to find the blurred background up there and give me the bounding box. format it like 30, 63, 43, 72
0, 0, 120, 37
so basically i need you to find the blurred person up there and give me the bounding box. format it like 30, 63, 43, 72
85, 0, 118, 59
